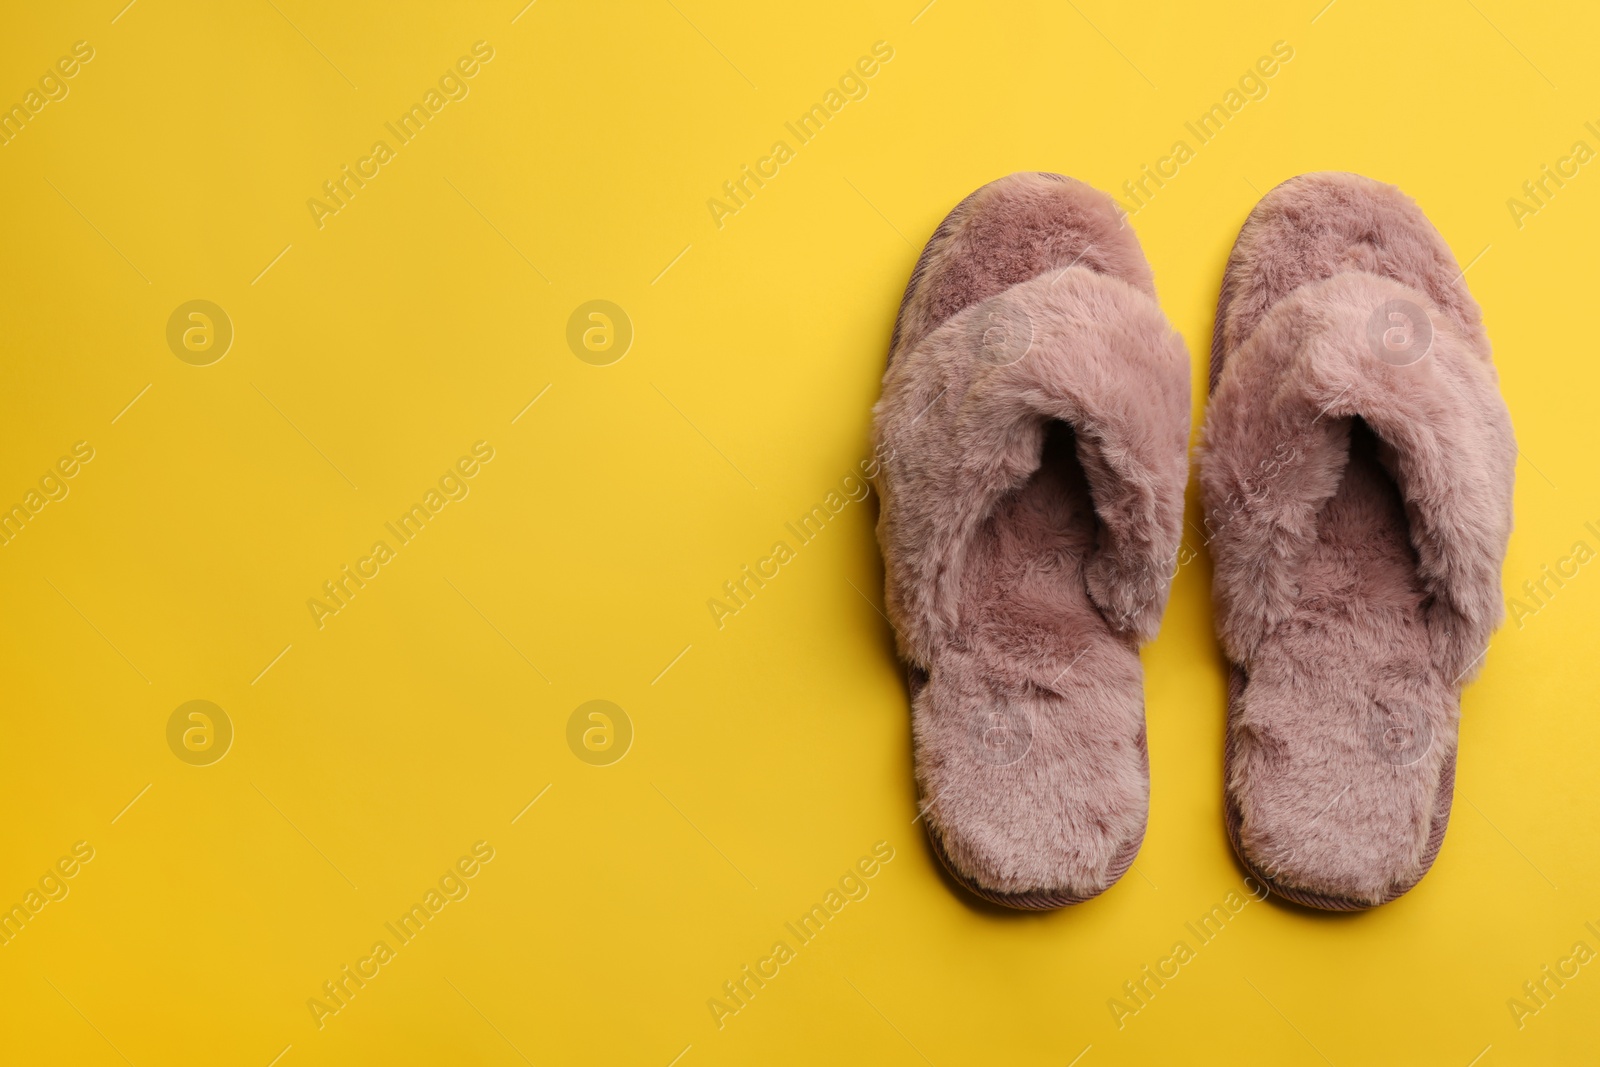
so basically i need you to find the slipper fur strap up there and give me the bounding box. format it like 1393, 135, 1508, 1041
1200, 272, 1516, 685
872, 267, 1190, 664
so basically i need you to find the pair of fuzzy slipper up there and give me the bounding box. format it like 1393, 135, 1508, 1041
872, 172, 1515, 911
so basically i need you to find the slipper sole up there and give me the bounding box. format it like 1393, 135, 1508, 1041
924, 725, 1150, 909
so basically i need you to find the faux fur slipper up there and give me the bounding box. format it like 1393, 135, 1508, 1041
1201, 172, 1516, 909
872, 173, 1190, 908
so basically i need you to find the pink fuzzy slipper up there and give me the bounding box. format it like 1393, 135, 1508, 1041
1201, 173, 1516, 909
872, 173, 1190, 908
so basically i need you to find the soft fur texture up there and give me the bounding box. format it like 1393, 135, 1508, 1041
1201, 173, 1516, 908
873, 173, 1189, 905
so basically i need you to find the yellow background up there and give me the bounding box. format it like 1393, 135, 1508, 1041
1, 1, 1596, 1063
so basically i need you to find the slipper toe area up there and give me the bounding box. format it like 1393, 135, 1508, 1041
915, 649, 1149, 904
1216, 171, 1487, 369
892, 171, 1154, 360
1229, 668, 1457, 907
